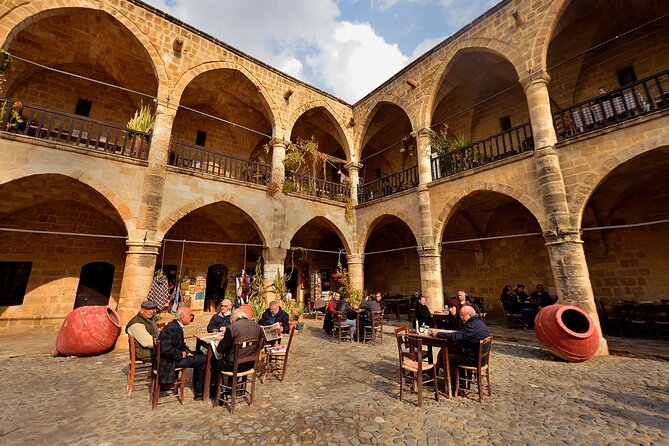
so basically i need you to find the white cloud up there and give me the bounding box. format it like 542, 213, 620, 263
410, 35, 447, 61
143, 0, 411, 102
307, 21, 409, 101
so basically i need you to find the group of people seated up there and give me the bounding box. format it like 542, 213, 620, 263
126, 295, 295, 402
414, 290, 481, 331
500, 283, 556, 328
323, 291, 385, 341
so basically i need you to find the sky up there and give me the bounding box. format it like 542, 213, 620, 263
143, 0, 501, 103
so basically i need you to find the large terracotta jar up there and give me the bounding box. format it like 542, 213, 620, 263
53, 306, 122, 357
534, 304, 599, 362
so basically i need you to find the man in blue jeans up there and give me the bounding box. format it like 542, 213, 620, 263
336, 293, 357, 341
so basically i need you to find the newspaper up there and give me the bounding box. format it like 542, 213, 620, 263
260, 323, 283, 343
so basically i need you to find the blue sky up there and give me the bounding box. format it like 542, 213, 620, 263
144, 0, 500, 102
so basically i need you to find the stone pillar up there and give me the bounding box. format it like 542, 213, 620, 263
413, 127, 435, 186
345, 162, 362, 206
346, 253, 364, 294
419, 246, 443, 312
115, 240, 161, 350
525, 72, 608, 355
270, 138, 287, 185
262, 246, 288, 304
138, 102, 177, 240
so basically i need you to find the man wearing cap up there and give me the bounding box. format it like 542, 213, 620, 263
207, 298, 233, 333
125, 300, 159, 363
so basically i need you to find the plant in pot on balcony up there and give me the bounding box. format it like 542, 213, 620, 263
0, 49, 12, 95
283, 136, 327, 195
126, 102, 155, 158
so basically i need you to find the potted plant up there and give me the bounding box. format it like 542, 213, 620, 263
295, 303, 306, 333
126, 102, 155, 157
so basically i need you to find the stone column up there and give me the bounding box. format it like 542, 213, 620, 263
346, 253, 364, 294
137, 102, 177, 240
262, 246, 288, 304
345, 161, 362, 206
525, 72, 608, 355
270, 138, 287, 186
114, 240, 161, 350
413, 127, 435, 186
419, 246, 443, 312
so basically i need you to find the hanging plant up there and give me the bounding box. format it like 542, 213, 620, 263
127, 101, 155, 141
0, 49, 12, 74
284, 136, 327, 180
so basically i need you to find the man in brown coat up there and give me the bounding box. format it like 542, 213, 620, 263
216, 307, 264, 373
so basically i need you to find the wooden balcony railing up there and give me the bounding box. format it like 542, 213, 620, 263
286, 171, 350, 202
358, 165, 419, 203
168, 140, 271, 186
0, 99, 151, 160
431, 122, 533, 181
553, 69, 669, 140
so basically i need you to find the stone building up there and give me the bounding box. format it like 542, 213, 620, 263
1, 0, 668, 356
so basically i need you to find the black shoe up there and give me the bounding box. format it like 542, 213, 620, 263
158, 390, 169, 398
194, 393, 203, 401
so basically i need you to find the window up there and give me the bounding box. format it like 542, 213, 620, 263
616, 66, 636, 87
0, 261, 32, 306
375, 168, 382, 179
75, 98, 92, 117
499, 115, 512, 131
196, 130, 207, 146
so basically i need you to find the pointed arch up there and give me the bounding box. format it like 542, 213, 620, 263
355, 95, 417, 161
287, 101, 352, 161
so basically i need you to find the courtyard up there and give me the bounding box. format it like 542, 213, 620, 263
1, 316, 667, 446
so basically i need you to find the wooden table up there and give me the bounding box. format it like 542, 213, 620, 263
194, 330, 225, 404
407, 329, 457, 398
384, 297, 409, 320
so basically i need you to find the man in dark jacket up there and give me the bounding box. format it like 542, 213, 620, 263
258, 300, 291, 334
158, 306, 206, 400
359, 293, 382, 328
125, 300, 159, 363
414, 294, 434, 328
431, 305, 490, 392
216, 308, 264, 373
207, 298, 233, 333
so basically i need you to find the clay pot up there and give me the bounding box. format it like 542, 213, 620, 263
534, 304, 599, 362
239, 303, 255, 321
53, 306, 122, 357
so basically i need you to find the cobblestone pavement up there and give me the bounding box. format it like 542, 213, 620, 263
0, 318, 667, 446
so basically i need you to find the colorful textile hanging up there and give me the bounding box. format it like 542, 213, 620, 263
147, 271, 170, 308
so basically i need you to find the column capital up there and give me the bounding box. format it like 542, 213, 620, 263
126, 239, 161, 255
544, 230, 583, 246
521, 69, 551, 91
412, 127, 435, 139
344, 161, 363, 171
269, 137, 289, 148
346, 253, 365, 264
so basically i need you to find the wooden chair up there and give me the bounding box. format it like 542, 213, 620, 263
216, 338, 263, 414
332, 310, 352, 343
596, 300, 619, 335
395, 330, 439, 407
262, 326, 296, 382
127, 334, 152, 397
503, 304, 525, 329
363, 310, 384, 344
455, 336, 493, 403
150, 339, 186, 410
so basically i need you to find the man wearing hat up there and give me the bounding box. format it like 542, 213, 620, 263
126, 300, 160, 363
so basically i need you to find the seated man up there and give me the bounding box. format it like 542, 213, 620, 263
207, 298, 233, 333
335, 292, 357, 341
360, 292, 382, 331
464, 295, 481, 314
158, 307, 207, 400
125, 300, 159, 363
431, 305, 489, 393
258, 300, 290, 334
414, 294, 434, 328
531, 284, 554, 308
216, 308, 264, 374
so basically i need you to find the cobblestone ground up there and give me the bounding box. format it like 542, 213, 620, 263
0, 319, 667, 446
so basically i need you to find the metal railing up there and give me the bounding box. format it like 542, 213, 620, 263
0, 99, 151, 160
358, 165, 419, 203
431, 122, 533, 181
553, 69, 669, 140
168, 140, 271, 186
286, 171, 350, 202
